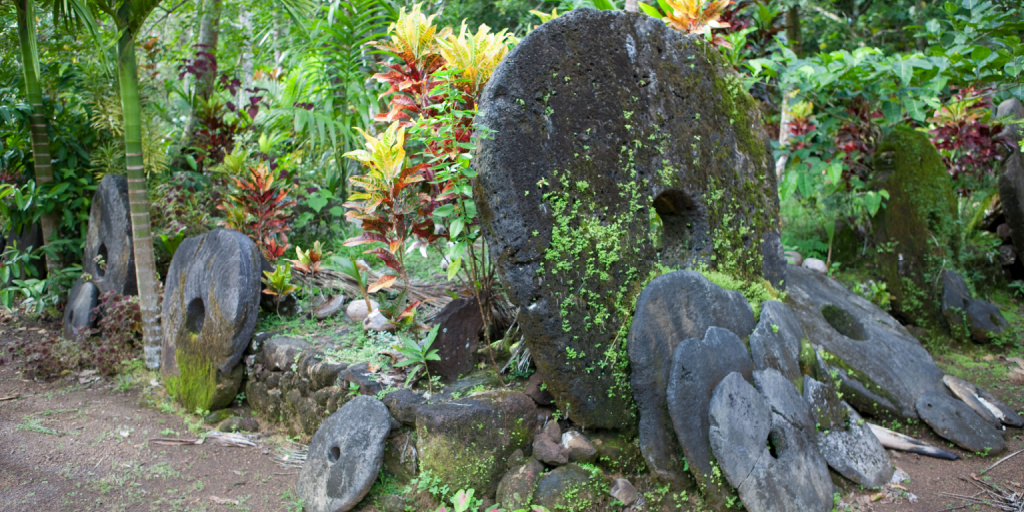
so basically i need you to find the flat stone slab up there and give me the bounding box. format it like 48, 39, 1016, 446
63, 279, 99, 339
628, 271, 755, 487
803, 376, 892, 488
476, 8, 782, 429
709, 370, 833, 512
785, 265, 946, 418
916, 390, 1005, 453
83, 173, 136, 296
665, 327, 753, 505
297, 395, 391, 512
943, 375, 1023, 428
749, 300, 805, 381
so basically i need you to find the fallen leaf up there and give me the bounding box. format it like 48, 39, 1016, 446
982, 355, 995, 361
871, 493, 886, 502
209, 496, 239, 505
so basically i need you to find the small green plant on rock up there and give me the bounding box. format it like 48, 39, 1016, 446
262, 262, 299, 316
396, 324, 442, 392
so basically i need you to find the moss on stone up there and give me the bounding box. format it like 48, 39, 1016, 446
165, 346, 217, 413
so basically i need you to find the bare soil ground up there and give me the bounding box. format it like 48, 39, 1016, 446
2, 318, 1024, 512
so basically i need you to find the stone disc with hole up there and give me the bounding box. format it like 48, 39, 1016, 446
916, 390, 1005, 453
161, 229, 261, 410
749, 300, 806, 382
785, 265, 946, 419
83, 173, 136, 296
709, 370, 833, 512
298, 395, 392, 512
627, 270, 755, 489
474, 9, 784, 429
63, 278, 99, 339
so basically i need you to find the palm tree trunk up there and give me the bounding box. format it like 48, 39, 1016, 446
16, 0, 59, 277
117, 30, 162, 369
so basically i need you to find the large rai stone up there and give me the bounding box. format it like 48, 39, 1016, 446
161, 229, 261, 410
916, 391, 1005, 453
297, 396, 391, 512
666, 327, 753, 506
63, 278, 99, 339
785, 265, 945, 419
749, 300, 805, 381
628, 271, 755, 488
475, 9, 783, 429
83, 173, 136, 296
709, 371, 833, 512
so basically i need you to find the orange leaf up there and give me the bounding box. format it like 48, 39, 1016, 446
367, 274, 398, 293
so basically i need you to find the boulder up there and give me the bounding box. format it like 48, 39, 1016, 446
802, 258, 827, 274
999, 153, 1024, 262
940, 270, 1010, 343
297, 396, 391, 512
532, 464, 603, 512
344, 362, 384, 397
496, 459, 544, 511
803, 376, 892, 488
63, 279, 99, 339
476, 9, 783, 429
749, 300, 805, 382
590, 432, 644, 474
524, 372, 554, 406
416, 391, 537, 498
83, 174, 136, 296
382, 388, 424, 426
427, 296, 484, 383
161, 229, 262, 411
561, 431, 597, 463
609, 478, 639, 507
628, 271, 755, 488
382, 429, 418, 481
916, 390, 1005, 453
313, 294, 346, 321
872, 128, 958, 324
709, 371, 833, 512
964, 299, 1010, 343
997, 98, 1024, 145
785, 265, 946, 419
261, 336, 312, 371
943, 375, 1023, 428
533, 434, 568, 466
665, 327, 754, 506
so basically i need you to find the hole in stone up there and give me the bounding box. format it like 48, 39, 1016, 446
767, 433, 781, 459
821, 304, 867, 341
328, 445, 341, 463
185, 298, 206, 335
990, 314, 1000, 325
95, 243, 108, 278
651, 189, 698, 267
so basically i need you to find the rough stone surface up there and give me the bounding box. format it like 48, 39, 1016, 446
785, 265, 946, 419
532, 464, 601, 512
610, 478, 639, 507
382, 429, 418, 481
262, 337, 312, 371
561, 431, 597, 463
803, 376, 892, 488
749, 300, 805, 381
916, 390, 1005, 453
524, 372, 554, 406
416, 391, 538, 498
313, 295, 346, 321
382, 388, 424, 426
784, 250, 803, 266
802, 258, 827, 274
63, 279, 99, 339
344, 363, 384, 397
496, 459, 544, 511
709, 371, 833, 512
427, 297, 484, 383
873, 128, 958, 324
997, 98, 1024, 145
297, 396, 391, 512
1000, 153, 1024, 262
162, 229, 262, 411
476, 9, 782, 429
964, 299, 1010, 343
590, 432, 645, 474
628, 270, 755, 487
666, 327, 754, 504
533, 435, 568, 466
943, 375, 1024, 428
83, 174, 136, 296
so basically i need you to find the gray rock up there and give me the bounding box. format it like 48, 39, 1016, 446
1000, 154, 1024, 261
476, 9, 782, 429
997, 98, 1024, 145
709, 371, 833, 512
416, 391, 538, 498
313, 295, 346, 321
362, 310, 396, 332
916, 390, 1005, 453
83, 174, 136, 296
941, 270, 971, 318
750, 300, 806, 381
561, 431, 597, 463
496, 459, 544, 510
262, 337, 312, 371
785, 265, 946, 419
219, 416, 259, 433
382, 429, 417, 481
803, 377, 892, 488
524, 372, 554, 406
666, 326, 754, 505
532, 464, 602, 512
610, 478, 639, 507
307, 360, 347, 391
297, 396, 391, 512
533, 435, 568, 466
161, 229, 262, 411
964, 299, 1010, 343
943, 375, 1023, 428
427, 297, 484, 383
784, 250, 803, 266
382, 388, 424, 426
628, 270, 755, 488
344, 362, 383, 397
541, 419, 561, 444
63, 279, 99, 339
802, 258, 828, 274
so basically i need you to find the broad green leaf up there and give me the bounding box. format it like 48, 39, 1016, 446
447, 256, 462, 281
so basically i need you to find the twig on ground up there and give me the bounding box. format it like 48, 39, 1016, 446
982, 448, 1024, 475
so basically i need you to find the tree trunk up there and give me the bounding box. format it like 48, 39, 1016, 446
786, 5, 802, 57
16, 0, 59, 278
195, 0, 223, 100
116, 26, 162, 369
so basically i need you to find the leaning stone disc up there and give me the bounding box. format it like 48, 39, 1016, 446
476, 9, 783, 428
297, 395, 392, 512
63, 278, 99, 339
161, 229, 261, 410
916, 390, 1005, 453
83, 173, 136, 296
